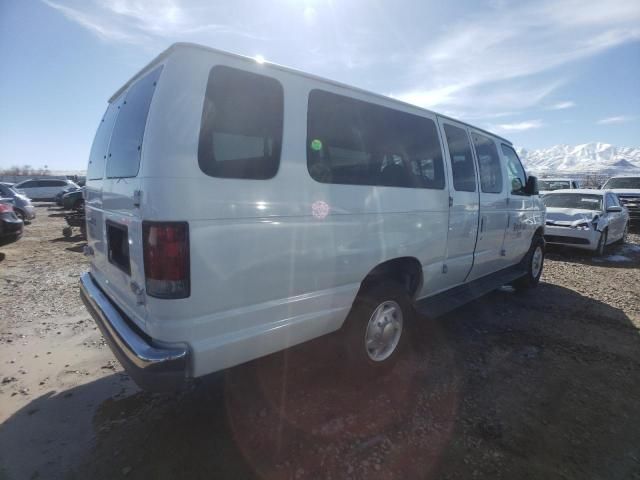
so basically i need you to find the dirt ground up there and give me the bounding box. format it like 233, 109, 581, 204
1, 204, 639, 480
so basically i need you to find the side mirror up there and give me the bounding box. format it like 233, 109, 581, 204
606, 206, 623, 213
523, 175, 538, 195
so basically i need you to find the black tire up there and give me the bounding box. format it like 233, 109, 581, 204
594, 229, 608, 256
513, 235, 545, 291
14, 209, 25, 221
73, 199, 84, 211
616, 223, 628, 245
62, 226, 72, 238
342, 281, 413, 375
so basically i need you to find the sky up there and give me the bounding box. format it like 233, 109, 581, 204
1, 0, 639, 171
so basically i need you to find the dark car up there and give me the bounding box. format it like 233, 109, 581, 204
0, 203, 24, 246
56, 185, 81, 206
62, 188, 84, 210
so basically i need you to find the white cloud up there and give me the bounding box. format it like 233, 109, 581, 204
392, 0, 640, 117
303, 6, 317, 24
597, 115, 637, 125
547, 101, 575, 110
493, 120, 544, 132
42, 0, 263, 45
42, 0, 146, 43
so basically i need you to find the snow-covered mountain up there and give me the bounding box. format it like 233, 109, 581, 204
516, 143, 640, 174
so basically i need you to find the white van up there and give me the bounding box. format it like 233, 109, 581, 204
80, 43, 545, 390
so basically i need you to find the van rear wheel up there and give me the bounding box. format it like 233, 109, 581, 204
342, 281, 412, 375
513, 236, 544, 291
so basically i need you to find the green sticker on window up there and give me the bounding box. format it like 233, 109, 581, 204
311, 139, 323, 151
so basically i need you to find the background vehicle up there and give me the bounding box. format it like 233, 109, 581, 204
538, 178, 581, 195
62, 188, 84, 211
0, 203, 24, 246
55, 184, 81, 206
0, 183, 36, 222
80, 43, 545, 391
542, 189, 628, 255
601, 176, 640, 224
13, 178, 78, 201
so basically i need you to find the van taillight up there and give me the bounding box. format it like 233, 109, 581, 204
143, 222, 190, 299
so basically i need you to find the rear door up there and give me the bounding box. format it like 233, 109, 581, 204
467, 131, 509, 280
86, 66, 163, 329
437, 118, 480, 289
500, 143, 533, 264
16, 180, 41, 199
40, 179, 65, 199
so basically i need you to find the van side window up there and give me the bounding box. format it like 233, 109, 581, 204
307, 90, 445, 189
443, 124, 476, 192
106, 66, 163, 178
198, 66, 284, 180
473, 134, 503, 194
88, 103, 119, 180
500, 144, 527, 195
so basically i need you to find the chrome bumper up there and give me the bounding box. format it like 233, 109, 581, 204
79, 272, 189, 391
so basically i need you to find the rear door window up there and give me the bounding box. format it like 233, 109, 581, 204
18, 181, 39, 188
106, 66, 163, 178
473, 134, 503, 194
198, 66, 284, 180
88, 103, 119, 180
443, 124, 476, 192
40, 180, 66, 187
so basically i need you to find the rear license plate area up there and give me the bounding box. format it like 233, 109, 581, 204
106, 221, 131, 275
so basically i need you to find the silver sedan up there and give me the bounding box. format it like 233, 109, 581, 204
542, 189, 629, 256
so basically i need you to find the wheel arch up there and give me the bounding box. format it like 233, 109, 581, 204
357, 256, 424, 301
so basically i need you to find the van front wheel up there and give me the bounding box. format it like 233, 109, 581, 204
513, 236, 545, 291
343, 281, 412, 374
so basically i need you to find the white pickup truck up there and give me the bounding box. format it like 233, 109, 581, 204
602, 176, 640, 224
80, 43, 546, 390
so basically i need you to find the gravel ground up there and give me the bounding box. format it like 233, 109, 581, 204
1, 205, 639, 480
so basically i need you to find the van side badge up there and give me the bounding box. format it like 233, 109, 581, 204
133, 190, 142, 207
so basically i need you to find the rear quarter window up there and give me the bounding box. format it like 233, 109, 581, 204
198, 66, 284, 180
106, 66, 163, 178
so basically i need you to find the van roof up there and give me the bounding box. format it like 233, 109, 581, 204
110, 42, 513, 146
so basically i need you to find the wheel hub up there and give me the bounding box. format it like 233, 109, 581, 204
531, 246, 543, 278
365, 300, 403, 362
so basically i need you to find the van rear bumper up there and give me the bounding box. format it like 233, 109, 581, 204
79, 272, 189, 391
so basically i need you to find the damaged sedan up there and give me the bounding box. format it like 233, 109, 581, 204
542, 189, 629, 256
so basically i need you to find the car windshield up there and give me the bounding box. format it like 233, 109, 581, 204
0, 185, 17, 197
603, 177, 640, 189
539, 180, 571, 190
542, 193, 603, 210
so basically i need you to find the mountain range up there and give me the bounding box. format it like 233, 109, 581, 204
516, 143, 640, 174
